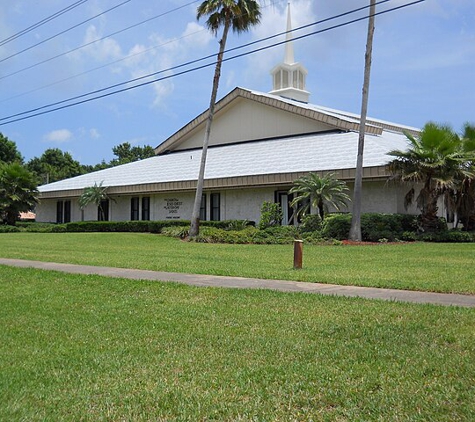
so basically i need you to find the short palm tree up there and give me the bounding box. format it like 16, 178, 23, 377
79, 181, 112, 221
0, 162, 39, 225
387, 122, 475, 232
289, 172, 351, 221
189, 0, 261, 237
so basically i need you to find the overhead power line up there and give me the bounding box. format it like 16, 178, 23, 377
0, 0, 89, 47
0, 0, 425, 127
0, 0, 201, 80
0, 0, 132, 64
0, 0, 387, 107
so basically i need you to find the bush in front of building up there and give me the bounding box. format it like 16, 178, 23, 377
418, 229, 474, 243
0, 224, 21, 233
321, 213, 421, 242
258, 202, 283, 229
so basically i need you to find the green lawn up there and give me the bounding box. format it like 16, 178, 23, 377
0, 232, 474, 294
1, 265, 474, 421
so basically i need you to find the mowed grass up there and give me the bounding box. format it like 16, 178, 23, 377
1, 265, 474, 421
0, 232, 474, 294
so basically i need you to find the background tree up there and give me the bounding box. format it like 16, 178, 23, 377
388, 122, 474, 232
78, 181, 112, 221
0, 162, 39, 225
349, 0, 376, 241
27, 148, 84, 184
290, 172, 351, 221
189, 0, 261, 237
0, 133, 23, 164
110, 142, 155, 166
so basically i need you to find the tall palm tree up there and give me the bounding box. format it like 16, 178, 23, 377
453, 124, 475, 229
349, 0, 376, 241
189, 0, 261, 237
387, 122, 474, 232
79, 181, 112, 221
290, 172, 351, 221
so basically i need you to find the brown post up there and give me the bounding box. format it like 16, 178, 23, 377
293, 240, 303, 269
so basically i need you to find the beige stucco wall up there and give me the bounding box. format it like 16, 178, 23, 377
36, 181, 424, 225
173, 99, 334, 151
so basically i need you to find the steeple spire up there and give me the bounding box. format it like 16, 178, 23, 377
269, 2, 310, 103
284, 3, 295, 64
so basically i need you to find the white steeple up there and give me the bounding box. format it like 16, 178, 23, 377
269, 2, 310, 103
284, 4, 295, 65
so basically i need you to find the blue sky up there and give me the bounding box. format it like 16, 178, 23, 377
0, 0, 473, 165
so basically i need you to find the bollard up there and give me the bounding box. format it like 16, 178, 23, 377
293, 239, 303, 269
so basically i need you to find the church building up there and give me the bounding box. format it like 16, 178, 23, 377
36, 6, 420, 225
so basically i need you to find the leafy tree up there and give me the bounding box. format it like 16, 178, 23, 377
290, 172, 351, 221
79, 181, 113, 221
0, 162, 38, 225
27, 148, 84, 184
0, 133, 23, 164
110, 142, 155, 166
189, 0, 262, 237
388, 122, 475, 232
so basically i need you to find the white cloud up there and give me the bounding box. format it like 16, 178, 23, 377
43, 129, 73, 144
90, 128, 100, 139
80, 25, 123, 62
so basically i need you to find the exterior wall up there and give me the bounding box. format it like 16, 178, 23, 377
35, 199, 57, 223
174, 99, 333, 151
36, 181, 424, 225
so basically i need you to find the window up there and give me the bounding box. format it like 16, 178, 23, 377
56, 200, 71, 223
56, 201, 63, 223
275, 191, 294, 225
64, 200, 71, 223
210, 193, 220, 221
282, 70, 289, 88
98, 200, 109, 221
131, 197, 139, 220
199, 194, 206, 221
141, 197, 150, 221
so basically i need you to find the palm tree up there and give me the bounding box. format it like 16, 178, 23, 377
189, 0, 261, 237
289, 172, 351, 221
79, 181, 112, 221
453, 124, 475, 229
0, 162, 39, 225
349, 0, 376, 241
387, 122, 474, 232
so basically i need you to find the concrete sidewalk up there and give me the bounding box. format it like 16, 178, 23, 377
1, 257, 474, 308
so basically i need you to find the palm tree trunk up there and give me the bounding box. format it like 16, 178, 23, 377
189, 20, 231, 238
349, 0, 376, 241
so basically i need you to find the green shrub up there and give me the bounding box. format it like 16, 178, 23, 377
0, 225, 21, 233
321, 214, 351, 240
161, 226, 189, 239
299, 214, 322, 233
321, 213, 421, 241
401, 231, 418, 242
258, 202, 283, 229
420, 230, 474, 243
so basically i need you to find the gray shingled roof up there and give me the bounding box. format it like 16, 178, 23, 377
39, 130, 409, 193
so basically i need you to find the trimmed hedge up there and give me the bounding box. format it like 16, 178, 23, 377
11, 220, 255, 234
322, 213, 419, 242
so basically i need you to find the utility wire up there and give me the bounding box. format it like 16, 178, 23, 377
0, 0, 132, 64
0, 0, 282, 99
0, 0, 387, 107
0, 0, 201, 80
0, 0, 88, 47
0, 0, 425, 126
